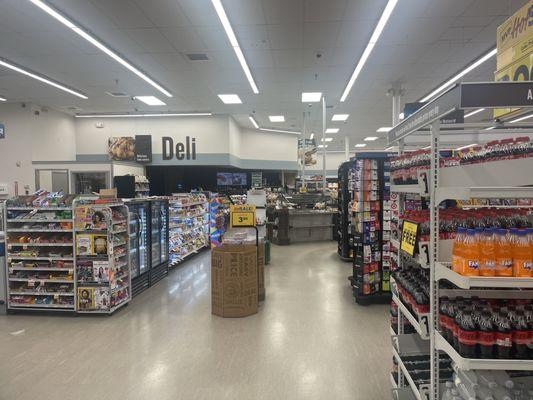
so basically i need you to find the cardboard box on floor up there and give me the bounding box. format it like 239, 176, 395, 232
211, 244, 258, 318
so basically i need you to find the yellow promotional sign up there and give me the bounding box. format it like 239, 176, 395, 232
230, 204, 256, 227
496, 1, 533, 54
400, 220, 418, 256
494, 1, 533, 118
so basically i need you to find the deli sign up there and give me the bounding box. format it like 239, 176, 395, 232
162, 136, 197, 160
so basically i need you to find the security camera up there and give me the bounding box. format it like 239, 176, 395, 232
316, 52, 322, 58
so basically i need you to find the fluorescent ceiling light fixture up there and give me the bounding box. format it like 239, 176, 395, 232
269, 115, 285, 122
364, 136, 378, 141
317, 144, 328, 148
455, 143, 477, 151
29, 0, 172, 98
377, 127, 392, 133
325, 128, 339, 134
310, 133, 315, 140
321, 138, 333, 142
75, 112, 212, 118
332, 114, 349, 121
248, 115, 259, 129
0, 96, 6, 102
464, 108, 485, 118
259, 128, 299, 135
354, 143, 367, 148
340, 0, 398, 102
210, 0, 259, 94
0, 58, 87, 99
301, 92, 322, 102
218, 94, 242, 104
510, 113, 533, 123
134, 96, 166, 106
420, 48, 497, 102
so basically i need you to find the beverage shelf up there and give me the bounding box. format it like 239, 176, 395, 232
391, 332, 430, 357
435, 186, 533, 204
435, 331, 533, 371
392, 294, 430, 340
435, 262, 533, 289
391, 184, 426, 195
392, 347, 429, 400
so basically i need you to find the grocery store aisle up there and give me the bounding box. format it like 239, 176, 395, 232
0, 242, 390, 400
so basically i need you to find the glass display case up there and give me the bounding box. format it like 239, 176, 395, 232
149, 199, 169, 285
126, 200, 150, 296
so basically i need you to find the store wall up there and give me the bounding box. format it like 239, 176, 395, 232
304, 152, 350, 177
237, 128, 298, 169
0, 103, 77, 196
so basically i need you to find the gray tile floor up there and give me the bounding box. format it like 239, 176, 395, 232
0, 242, 391, 400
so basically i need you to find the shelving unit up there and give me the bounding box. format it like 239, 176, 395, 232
387, 81, 533, 400
4, 193, 77, 312
74, 201, 131, 314
337, 160, 352, 261
169, 194, 209, 266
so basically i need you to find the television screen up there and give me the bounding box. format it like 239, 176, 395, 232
232, 173, 247, 186
216, 172, 233, 186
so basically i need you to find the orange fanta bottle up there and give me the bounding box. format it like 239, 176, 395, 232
479, 228, 496, 276
513, 230, 532, 277
495, 228, 513, 276
452, 227, 466, 273
462, 229, 480, 276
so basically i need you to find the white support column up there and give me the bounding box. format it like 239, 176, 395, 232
322, 96, 327, 190
344, 135, 350, 159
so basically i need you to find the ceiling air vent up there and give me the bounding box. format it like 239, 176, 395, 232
185, 53, 210, 61
106, 91, 128, 98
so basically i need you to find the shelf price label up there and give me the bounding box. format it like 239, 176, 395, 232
230, 204, 256, 227
400, 220, 418, 256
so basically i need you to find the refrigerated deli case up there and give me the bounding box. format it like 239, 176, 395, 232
126, 199, 169, 297
127, 200, 150, 296
150, 199, 169, 286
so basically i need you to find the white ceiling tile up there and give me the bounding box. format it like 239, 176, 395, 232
234, 25, 271, 50
90, 0, 154, 28
303, 22, 341, 49
160, 27, 206, 52
305, 0, 347, 22
223, 0, 266, 25
132, 0, 191, 27
196, 26, 232, 51
245, 50, 275, 68
262, 0, 304, 24
272, 49, 303, 68
123, 28, 177, 53
267, 24, 303, 50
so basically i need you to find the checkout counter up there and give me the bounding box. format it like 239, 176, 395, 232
266, 192, 336, 245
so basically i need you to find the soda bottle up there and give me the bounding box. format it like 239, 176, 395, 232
452, 227, 466, 273
458, 312, 478, 358
495, 312, 513, 359
496, 229, 513, 277
453, 306, 466, 350
462, 229, 480, 276
478, 311, 495, 358
512, 310, 529, 359
513, 230, 532, 277
440, 297, 451, 341
480, 228, 497, 276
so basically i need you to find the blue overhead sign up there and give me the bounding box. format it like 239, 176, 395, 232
0, 122, 5, 139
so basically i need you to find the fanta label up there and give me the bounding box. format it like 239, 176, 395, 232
467, 260, 479, 269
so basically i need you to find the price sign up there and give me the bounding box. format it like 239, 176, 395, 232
400, 220, 418, 256
230, 204, 256, 227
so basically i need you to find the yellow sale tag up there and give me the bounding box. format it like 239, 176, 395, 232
400, 220, 418, 256
230, 204, 256, 227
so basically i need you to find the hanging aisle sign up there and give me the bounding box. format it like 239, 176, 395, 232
0, 122, 5, 139
230, 204, 256, 227
400, 220, 418, 256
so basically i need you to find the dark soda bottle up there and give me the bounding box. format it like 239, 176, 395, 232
478, 311, 495, 359
439, 297, 450, 341
495, 312, 512, 359
513, 310, 529, 359
453, 306, 466, 350
458, 312, 478, 358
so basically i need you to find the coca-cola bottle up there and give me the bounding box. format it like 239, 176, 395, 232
513, 310, 529, 359
458, 312, 478, 358
495, 312, 513, 359
439, 297, 450, 340
453, 306, 466, 350
478, 311, 495, 359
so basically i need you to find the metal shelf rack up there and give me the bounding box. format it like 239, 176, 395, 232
387, 81, 533, 400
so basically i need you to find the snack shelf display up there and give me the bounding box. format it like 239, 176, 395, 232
74, 200, 131, 314
135, 176, 150, 198
387, 81, 533, 400
169, 193, 209, 266
5, 192, 77, 312
209, 194, 229, 248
